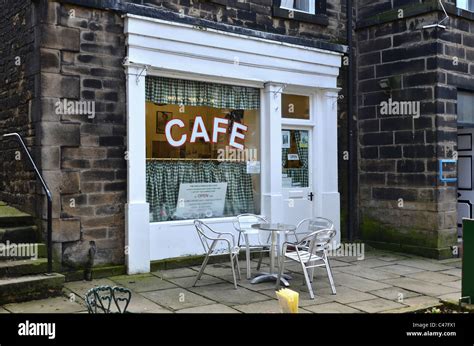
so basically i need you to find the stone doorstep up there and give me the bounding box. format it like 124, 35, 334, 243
0, 258, 49, 277
0, 273, 65, 305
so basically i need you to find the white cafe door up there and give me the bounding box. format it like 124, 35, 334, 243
281, 128, 314, 226
457, 128, 474, 238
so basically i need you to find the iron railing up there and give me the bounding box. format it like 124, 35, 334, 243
2, 133, 53, 273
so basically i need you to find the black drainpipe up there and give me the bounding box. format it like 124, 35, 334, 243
347, 0, 355, 241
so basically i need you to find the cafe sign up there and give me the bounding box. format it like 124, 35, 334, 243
165, 116, 248, 150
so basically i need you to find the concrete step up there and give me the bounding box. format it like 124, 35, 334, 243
0, 243, 46, 260
0, 273, 65, 305
0, 225, 38, 243
0, 258, 48, 277
0, 204, 35, 227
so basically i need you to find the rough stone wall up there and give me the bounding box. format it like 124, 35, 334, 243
125, 0, 347, 43
355, 0, 473, 258
0, 0, 38, 215
37, 0, 127, 267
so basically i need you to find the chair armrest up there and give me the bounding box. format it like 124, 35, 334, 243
216, 232, 236, 247
296, 218, 311, 230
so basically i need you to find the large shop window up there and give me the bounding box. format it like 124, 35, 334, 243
145, 76, 261, 222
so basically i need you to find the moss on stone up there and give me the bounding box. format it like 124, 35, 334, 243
360, 215, 456, 260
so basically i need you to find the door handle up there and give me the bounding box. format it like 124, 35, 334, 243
308, 192, 314, 201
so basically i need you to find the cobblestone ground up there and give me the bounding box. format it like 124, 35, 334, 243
0, 249, 463, 313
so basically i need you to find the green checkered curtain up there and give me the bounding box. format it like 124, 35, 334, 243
147, 161, 255, 222
146, 76, 260, 109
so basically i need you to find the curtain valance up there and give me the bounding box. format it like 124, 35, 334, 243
145, 76, 260, 109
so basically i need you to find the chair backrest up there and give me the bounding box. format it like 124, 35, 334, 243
304, 217, 335, 232
305, 228, 337, 254
234, 214, 270, 244
234, 214, 269, 232
194, 219, 217, 253
85, 285, 132, 314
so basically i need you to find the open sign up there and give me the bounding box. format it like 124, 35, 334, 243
165, 116, 247, 150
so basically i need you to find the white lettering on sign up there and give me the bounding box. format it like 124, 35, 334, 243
190, 116, 210, 143
165, 116, 247, 150
165, 119, 186, 147
229, 122, 247, 150
212, 118, 229, 142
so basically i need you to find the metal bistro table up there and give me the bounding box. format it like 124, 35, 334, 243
249, 223, 296, 287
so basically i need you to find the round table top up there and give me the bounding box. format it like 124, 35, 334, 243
251, 223, 296, 232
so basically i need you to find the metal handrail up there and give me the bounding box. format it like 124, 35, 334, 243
2, 133, 53, 273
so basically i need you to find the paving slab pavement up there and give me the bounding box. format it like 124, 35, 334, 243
348, 298, 405, 313
3, 297, 86, 313
382, 277, 460, 297
188, 282, 270, 306
0, 249, 463, 314
110, 273, 178, 292
303, 302, 363, 313
176, 304, 239, 313
141, 287, 214, 311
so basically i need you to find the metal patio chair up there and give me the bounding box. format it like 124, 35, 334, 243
85, 285, 132, 313
193, 220, 241, 289
286, 217, 335, 243
277, 227, 337, 300
233, 214, 271, 279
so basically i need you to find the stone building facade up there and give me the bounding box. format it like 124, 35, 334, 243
3, 0, 472, 272
0, 1, 37, 216
0, 0, 349, 269
355, 0, 474, 258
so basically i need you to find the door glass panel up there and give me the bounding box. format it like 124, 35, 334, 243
282, 129, 309, 187
282, 94, 310, 120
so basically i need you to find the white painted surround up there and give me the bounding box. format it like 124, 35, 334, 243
124, 14, 343, 274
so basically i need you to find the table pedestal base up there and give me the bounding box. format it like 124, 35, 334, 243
250, 273, 292, 287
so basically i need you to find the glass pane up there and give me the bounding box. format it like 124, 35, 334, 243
458, 0, 474, 11
282, 94, 310, 120
294, 0, 310, 12
458, 91, 474, 125
145, 78, 261, 222
280, 0, 294, 9
282, 129, 309, 188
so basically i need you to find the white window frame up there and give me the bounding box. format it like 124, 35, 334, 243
280, 0, 316, 15
458, 0, 474, 12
